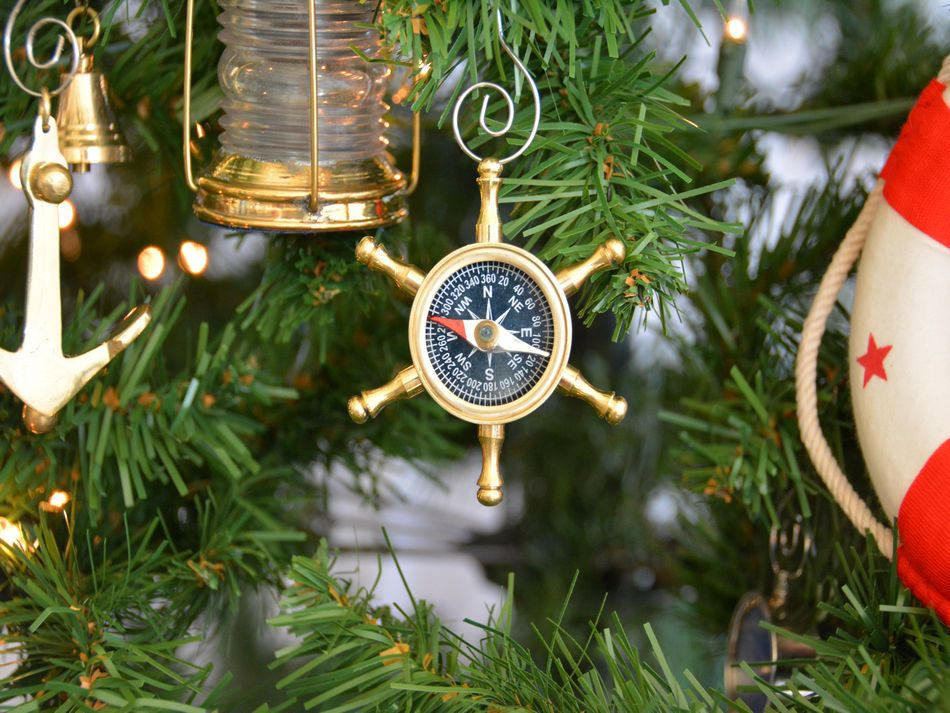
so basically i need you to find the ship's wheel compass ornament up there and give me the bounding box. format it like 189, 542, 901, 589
0, 0, 150, 433
348, 10, 627, 505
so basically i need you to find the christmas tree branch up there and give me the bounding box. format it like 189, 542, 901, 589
266, 538, 727, 712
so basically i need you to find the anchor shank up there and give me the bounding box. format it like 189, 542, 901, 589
20, 118, 73, 356
22, 192, 64, 355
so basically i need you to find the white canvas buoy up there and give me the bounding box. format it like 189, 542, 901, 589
798, 62, 950, 624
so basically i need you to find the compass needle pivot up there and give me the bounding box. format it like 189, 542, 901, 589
347, 8, 626, 505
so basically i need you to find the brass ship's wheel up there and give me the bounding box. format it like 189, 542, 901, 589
348, 159, 627, 506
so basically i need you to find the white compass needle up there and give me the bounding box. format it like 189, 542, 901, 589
494, 324, 550, 357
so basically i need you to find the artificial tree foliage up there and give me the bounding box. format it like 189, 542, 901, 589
0, 0, 947, 710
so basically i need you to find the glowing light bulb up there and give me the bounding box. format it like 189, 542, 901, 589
0, 518, 26, 552
724, 16, 748, 43
178, 240, 209, 276
7, 159, 22, 190
46, 490, 70, 511
137, 246, 165, 281
58, 200, 76, 230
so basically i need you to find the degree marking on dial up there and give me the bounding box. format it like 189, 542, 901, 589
424, 260, 555, 407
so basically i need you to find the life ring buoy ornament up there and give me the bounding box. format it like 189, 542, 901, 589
798, 62, 950, 625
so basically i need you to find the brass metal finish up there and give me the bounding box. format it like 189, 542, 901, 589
409, 242, 572, 425
181, 0, 420, 232
406, 110, 422, 196
182, 0, 197, 192
476, 424, 505, 506
65, 7, 101, 50
193, 155, 408, 233
0, 117, 150, 433
28, 163, 72, 204
23, 405, 59, 435
557, 238, 626, 297
474, 320, 498, 351
351, 144, 626, 506
476, 159, 504, 243
348, 366, 423, 423
355, 237, 425, 297
558, 365, 628, 425
307, 0, 320, 213
55, 7, 130, 172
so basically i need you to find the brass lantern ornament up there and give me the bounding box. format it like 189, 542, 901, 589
183, 0, 419, 233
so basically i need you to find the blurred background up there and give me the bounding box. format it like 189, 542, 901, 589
2, 0, 948, 709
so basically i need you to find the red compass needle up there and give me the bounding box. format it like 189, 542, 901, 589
429, 316, 479, 346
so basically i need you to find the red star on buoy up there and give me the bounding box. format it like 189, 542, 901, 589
857, 333, 892, 388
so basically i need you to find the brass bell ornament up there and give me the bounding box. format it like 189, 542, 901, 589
183, 0, 419, 233
55, 6, 132, 173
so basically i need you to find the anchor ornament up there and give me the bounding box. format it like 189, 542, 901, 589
0, 114, 150, 434
1, 2, 150, 433
348, 10, 628, 506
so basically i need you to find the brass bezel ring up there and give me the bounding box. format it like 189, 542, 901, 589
409, 243, 572, 425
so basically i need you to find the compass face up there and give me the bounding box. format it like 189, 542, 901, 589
423, 260, 555, 407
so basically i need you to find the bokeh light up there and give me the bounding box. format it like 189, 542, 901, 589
137, 246, 166, 281
58, 200, 76, 230
178, 240, 209, 276
46, 490, 70, 511
724, 16, 748, 43
0, 518, 26, 551
7, 159, 22, 191
61, 231, 82, 262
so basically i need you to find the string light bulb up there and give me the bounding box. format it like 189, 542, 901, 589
724, 15, 748, 43
178, 240, 209, 276
0, 518, 26, 552
137, 246, 165, 281
41, 490, 71, 512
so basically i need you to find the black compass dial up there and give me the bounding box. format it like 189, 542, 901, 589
424, 260, 555, 406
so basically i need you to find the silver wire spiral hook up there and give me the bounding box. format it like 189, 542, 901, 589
3, 0, 81, 100
452, 8, 541, 165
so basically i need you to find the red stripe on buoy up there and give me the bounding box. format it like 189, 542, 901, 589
897, 438, 950, 624
881, 80, 950, 249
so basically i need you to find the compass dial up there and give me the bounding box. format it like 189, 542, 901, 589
423, 260, 555, 407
